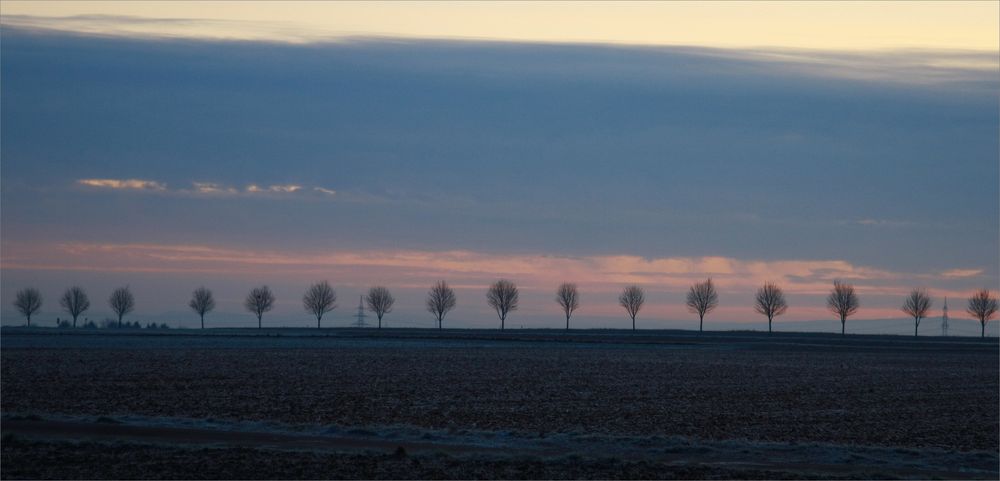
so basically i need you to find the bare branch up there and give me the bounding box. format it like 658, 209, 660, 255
108, 286, 135, 328
303, 281, 337, 328
555, 282, 580, 329
826, 280, 859, 335
366, 286, 395, 329
754, 282, 787, 333
901, 288, 932, 336
967, 289, 998, 338
618, 285, 644, 330
13, 287, 42, 326
60, 286, 90, 327
245, 285, 275, 329
426, 280, 456, 329
189, 287, 215, 329
486, 279, 519, 330
686, 278, 719, 332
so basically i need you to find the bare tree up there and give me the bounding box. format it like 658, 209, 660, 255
754, 282, 787, 333
686, 278, 719, 333
486, 279, 519, 330
827, 280, 859, 335
426, 280, 456, 329
189, 287, 215, 329
245, 286, 275, 329
555, 282, 580, 330
13, 287, 42, 327
967, 289, 999, 338
303, 281, 337, 328
60, 287, 90, 328
108, 286, 135, 328
366, 286, 395, 329
619, 285, 644, 331
901, 288, 932, 337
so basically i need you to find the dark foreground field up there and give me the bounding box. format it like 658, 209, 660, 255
2, 328, 997, 479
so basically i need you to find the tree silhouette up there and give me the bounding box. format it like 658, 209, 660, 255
686, 278, 719, 333
754, 282, 787, 333
189, 287, 215, 329
108, 286, 135, 328
245, 286, 275, 329
303, 281, 337, 328
619, 285, 644, 331
967, 289, 998, 338
556, 283, 580, 330
426, 280, 456, 329
901, 288, 932, 337
487, 279, 519, 330
366, 286, 395, 329
60, 287, 90, 328
827, 280, 859, 335
14, 287, 42, 327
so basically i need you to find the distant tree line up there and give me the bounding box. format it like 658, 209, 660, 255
10, 281, 1000, 337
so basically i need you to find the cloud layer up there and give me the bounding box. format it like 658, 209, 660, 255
78, 178, 166, 191
3, 240, 988, 305
77, 178, 336, 199
3, 3, 997, 52
1, 27, 996, 327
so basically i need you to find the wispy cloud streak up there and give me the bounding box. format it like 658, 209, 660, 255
76, 178, 336, 200
2, 242, 987, 299
246, 184, 302, 194
78, 178, 166, 191
190, 182, 238, 195
941, 268, 984, 279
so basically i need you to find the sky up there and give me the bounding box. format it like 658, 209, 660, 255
1, 1, 998, 333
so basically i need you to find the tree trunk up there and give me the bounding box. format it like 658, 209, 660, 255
982, 321, 986, 338
632, 316, 635, 331
317, 317, 321, 329
73, 315, 77, 328
378, 316, 382, 329
26, 315, 30, 327
258, 315, 261, 329
201, 314, 205, 329
119, 314, 123, 329
768, 317, 772, 333
439, 318, 442, 329
501, 316, 504, 330
699, 314, 704, 333
566, 314, 570, 330
914, 320, 918, 337
841, 318, 845, 335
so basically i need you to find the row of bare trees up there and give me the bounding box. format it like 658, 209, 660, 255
683, 279, 999, 337
11, 281, 999, 337
754, 280, 998, 337
12, 286, 135, 328
716, 279, 996, 337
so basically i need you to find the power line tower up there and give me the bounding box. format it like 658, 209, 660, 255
941, 297, 949, 337
352, 295, 368, 328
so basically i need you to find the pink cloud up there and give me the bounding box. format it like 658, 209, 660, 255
245, 184, 302, 194
77, 178, 342, 199
941, 268, 983, 278
2, 241, 989, 322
